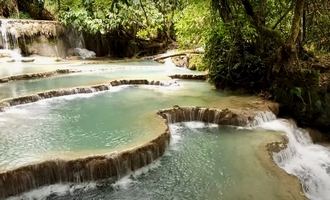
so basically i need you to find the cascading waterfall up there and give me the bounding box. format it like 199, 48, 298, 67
250, 111, 277, 127
160, 106, 330, 199
0, 20, 9, 50
0, 19, 22, 61
158, 106, 277, 127
260, 120, 330, 200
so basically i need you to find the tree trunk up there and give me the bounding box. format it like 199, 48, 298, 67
212, 0, 233, 23
287, 0, 305, 47
274, 0, 305, 72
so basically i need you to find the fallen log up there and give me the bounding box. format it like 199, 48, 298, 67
153, 49, 204, 61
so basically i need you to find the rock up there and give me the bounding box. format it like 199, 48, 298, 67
0, 49, 11, 58
169, 74, 207, 80
74, 48, 96, 59
156, 59, 165, 64
171, 55, 189, 68
54, 57, 63, 62
188, 64, 197, 70
21, 58, 35, 63
6, 58, 15, 63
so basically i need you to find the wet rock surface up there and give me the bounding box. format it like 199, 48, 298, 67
169, 74, 207, 80
157, 106, 276, 127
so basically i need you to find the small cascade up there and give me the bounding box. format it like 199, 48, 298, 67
249, 111, 277, 127
0, 127, 170, 199
158, 106, 270, 127
260, 120, 330, 200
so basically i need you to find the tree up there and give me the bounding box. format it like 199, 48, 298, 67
206, 0, 308, 89
207, 0, 330, 130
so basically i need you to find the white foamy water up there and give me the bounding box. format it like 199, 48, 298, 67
0, 20, 23, 61
250, 111, 277, 127
6, 183, 98, 200
6, 159, 163, 200
260, 119, 330, 200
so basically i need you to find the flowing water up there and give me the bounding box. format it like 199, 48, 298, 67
1, 59, 330, 199
0, 19, 22, 61
9, 123, 296, 200
260, 120, 330, 200
0, 20, 10, 50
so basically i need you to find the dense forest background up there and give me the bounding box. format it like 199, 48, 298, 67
1, 0, 330, 132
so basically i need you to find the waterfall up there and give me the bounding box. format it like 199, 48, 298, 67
66, 27, 85, 49
158, 106, 277, 127
0, 128, 170, 199
0, 19, 9, 50
260, 120, 330, 200
0, 19, 22, 61
250, 111, 277, 127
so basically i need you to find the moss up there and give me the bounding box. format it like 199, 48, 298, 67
189, 54, 206, 71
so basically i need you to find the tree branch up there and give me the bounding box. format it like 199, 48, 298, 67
139, 0, 150, 26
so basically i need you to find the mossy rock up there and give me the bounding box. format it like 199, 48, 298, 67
273, 69, 330, 131
189, 54, 206, 71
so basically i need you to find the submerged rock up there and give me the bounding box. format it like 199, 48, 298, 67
21, 58, 35, 62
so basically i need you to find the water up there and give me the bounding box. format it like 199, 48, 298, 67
1, 59, 328, 199
260, 120, 330, 200
0, 20, 10, 50
0, 82, 259, 171
10, 123, 296, 200
0, 19, 22, 61
0, 61, 204, 100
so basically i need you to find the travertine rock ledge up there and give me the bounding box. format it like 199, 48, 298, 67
169, 74, 207, 80
0, 79, 167, 111
0, 69, 79, 83
0, 82, 279, 199
158, 106, 276, 127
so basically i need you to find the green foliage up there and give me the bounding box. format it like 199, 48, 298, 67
174, 0, 212, 48
305, 3, 330, 51
189, 55, 206, 71
15, 12, 32, 19
205, 17, 270, 90
52, 0, 177, 40
272, 69, 330, 129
